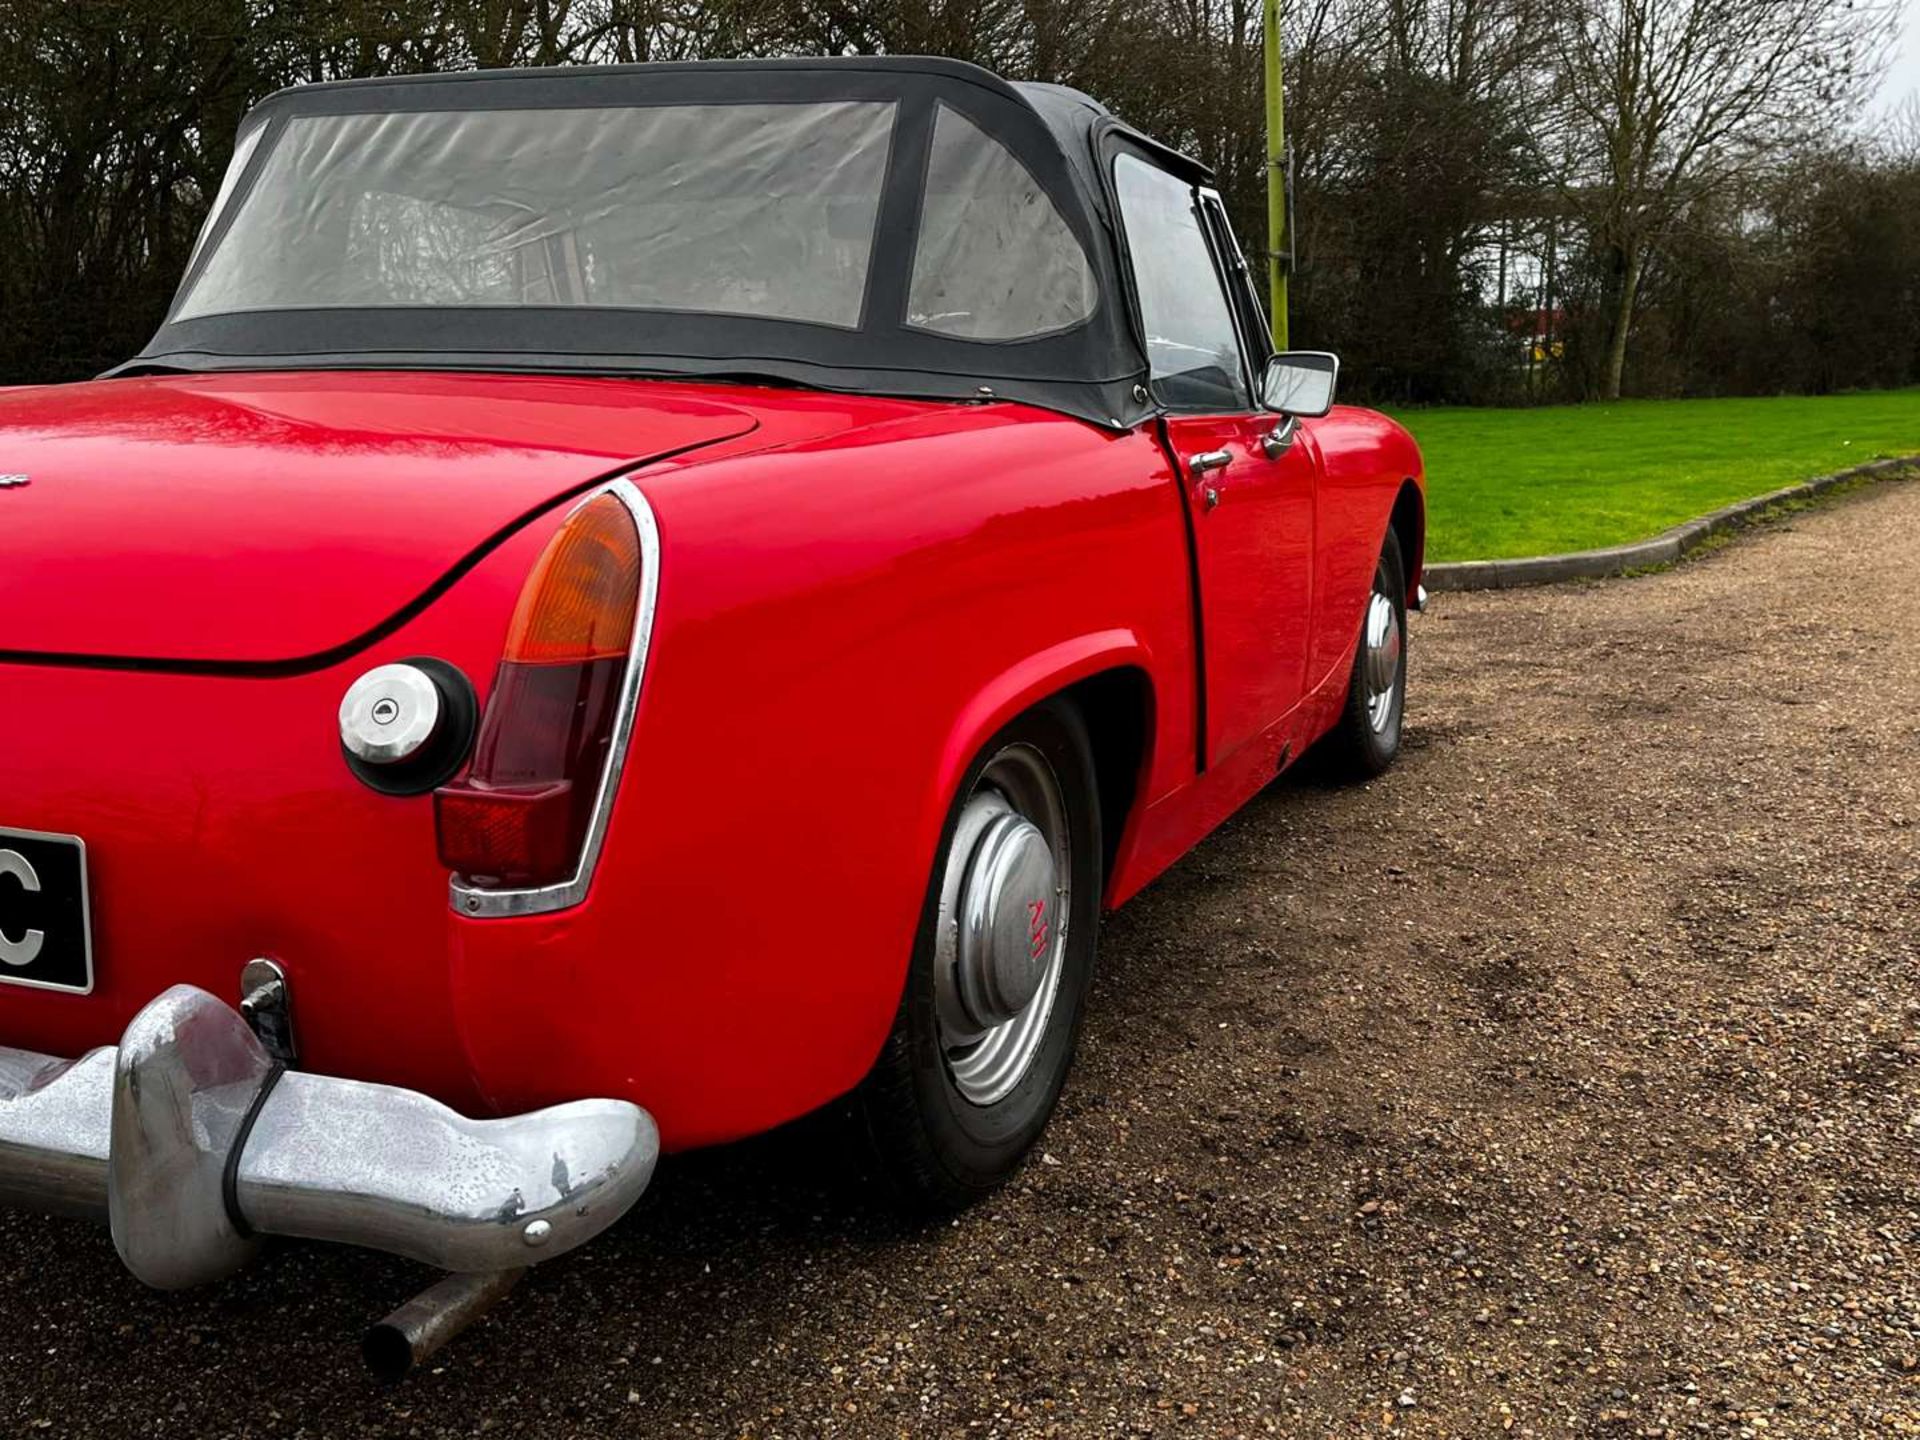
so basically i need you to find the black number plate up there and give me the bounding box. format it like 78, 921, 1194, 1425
0, 829, 94, 994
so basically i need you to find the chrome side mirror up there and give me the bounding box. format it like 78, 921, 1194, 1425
1260, 351, 1339, 417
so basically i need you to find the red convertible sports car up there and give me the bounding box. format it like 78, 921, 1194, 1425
0, 58, 1423, 1369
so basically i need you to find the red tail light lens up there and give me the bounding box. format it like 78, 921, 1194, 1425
436, 491, 645, 892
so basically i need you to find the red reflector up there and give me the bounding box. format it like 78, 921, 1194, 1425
434, 781, 576, 887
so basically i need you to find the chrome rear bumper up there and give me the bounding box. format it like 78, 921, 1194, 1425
0, 984, 657, 1289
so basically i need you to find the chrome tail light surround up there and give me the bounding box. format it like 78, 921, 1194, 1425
448, 477, 661, 918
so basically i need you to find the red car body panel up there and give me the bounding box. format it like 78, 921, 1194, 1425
1160, 410, 1323, 761
0, 372, 942, 666
0, 371, 1421, 1149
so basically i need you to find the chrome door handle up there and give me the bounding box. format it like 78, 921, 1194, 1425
1189, 449, 1233, 474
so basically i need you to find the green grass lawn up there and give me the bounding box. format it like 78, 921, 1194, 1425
1389, 389, 1920, 562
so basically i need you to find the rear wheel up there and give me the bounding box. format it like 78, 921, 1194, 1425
856, 700, 1101, 1210
1319, 527, 1408, 778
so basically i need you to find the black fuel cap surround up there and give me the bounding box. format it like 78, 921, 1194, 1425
338, 657, 478, 797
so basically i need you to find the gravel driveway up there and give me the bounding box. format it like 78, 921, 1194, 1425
3, 478, 1915, 1438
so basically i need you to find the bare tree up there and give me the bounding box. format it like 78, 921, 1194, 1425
1549, 0, 1889, 397
2, 0, 1915, 400
1881, 93, 1920, 164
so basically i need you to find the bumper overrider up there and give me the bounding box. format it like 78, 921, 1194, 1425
0, 978, 658, 1360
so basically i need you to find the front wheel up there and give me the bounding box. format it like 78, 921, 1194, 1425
1318, 527, 1408, 778
855, 700, 1102, 1211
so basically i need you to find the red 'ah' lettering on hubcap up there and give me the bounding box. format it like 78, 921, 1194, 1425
1027, 899, 1049, 960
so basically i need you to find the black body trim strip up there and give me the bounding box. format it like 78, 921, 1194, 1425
1154, 417, 1209, 776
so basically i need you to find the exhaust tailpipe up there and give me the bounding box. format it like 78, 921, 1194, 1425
363, 1269, 526, 1381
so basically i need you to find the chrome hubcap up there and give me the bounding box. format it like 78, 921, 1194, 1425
1363, 590, 1402, 733
934, 743, 1070, 1107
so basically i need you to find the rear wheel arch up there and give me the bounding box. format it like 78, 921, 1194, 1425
932, 641, 1157, 902
1057, 667, 1153, 901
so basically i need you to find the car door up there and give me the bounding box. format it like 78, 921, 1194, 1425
1111, 154, 1319, 769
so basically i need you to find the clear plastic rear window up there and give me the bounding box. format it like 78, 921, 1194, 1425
175, 102, 898, 329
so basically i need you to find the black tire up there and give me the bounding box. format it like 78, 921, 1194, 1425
855, 699, 1102, 1211
1318, 526, 1408, 779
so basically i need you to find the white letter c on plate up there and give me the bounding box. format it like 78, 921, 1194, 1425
0, 849, 45, 968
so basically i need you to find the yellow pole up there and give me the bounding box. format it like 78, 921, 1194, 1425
1264, 0, 1288, 347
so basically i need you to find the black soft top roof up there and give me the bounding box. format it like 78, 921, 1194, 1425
122, 57, 1216, 428
1012, 78, 1214, 196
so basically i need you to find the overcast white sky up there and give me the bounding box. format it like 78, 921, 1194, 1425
1878, 0, 1920, 117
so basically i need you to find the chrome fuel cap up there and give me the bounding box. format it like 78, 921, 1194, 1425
339, 663, 443, 765
956, 810, 1059, 1029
